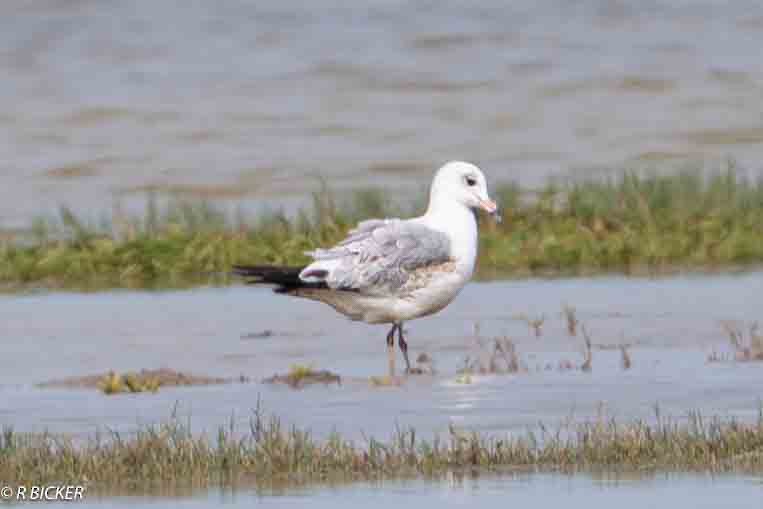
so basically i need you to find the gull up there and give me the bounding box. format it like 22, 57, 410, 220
233, 161, 500, 375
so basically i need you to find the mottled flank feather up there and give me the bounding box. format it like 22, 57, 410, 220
400, 260, 457, 292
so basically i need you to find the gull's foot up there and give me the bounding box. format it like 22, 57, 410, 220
369, 375, 404, 387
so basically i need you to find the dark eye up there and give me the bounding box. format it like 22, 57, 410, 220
465, 176, 477, 187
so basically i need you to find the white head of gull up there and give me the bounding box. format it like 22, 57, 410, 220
234, 160, 500, 376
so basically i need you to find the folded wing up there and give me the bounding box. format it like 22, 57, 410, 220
300, 218, 451, 295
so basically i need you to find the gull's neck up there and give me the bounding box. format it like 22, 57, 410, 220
421, 197, 479, 278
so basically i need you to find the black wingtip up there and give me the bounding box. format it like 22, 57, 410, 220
231, 265, 267, 278
232, 265, 302, 279
231, 264, 327, 291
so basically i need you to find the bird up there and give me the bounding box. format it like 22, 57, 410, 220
233, 161, 500, 376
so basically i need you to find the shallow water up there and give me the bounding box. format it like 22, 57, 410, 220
2, 0, 763, 227
1, 272, 762, 440
41, 473, 763, 508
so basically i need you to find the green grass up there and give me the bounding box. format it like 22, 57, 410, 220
1, 407, 762, 490
1, 170, 763, 291
263, 365, 341, 388
99, 371, 161, 395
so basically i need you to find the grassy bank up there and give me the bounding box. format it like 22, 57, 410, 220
1, 171, 763, 291
2, 408, 762, 489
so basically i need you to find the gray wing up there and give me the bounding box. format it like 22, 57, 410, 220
307, 219, 452, 295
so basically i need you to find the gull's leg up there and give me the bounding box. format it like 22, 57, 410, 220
386, 324, 398, 377
397, 322, 412, 373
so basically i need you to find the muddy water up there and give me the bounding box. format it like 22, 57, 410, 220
42, 474, 763, 508
1, 272, 762, 440
3, 1, 763, 228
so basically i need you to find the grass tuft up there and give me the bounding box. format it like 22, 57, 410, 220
263, 365, 341, 389
620, 344, 633, 371
563, 305, 579, 336
99, 372, 161, 394
99, 371, 125, 395
461, 333, 526, 375
580, 326, 593, 373
720, 321, 763, 361
519, 314, 546, 338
